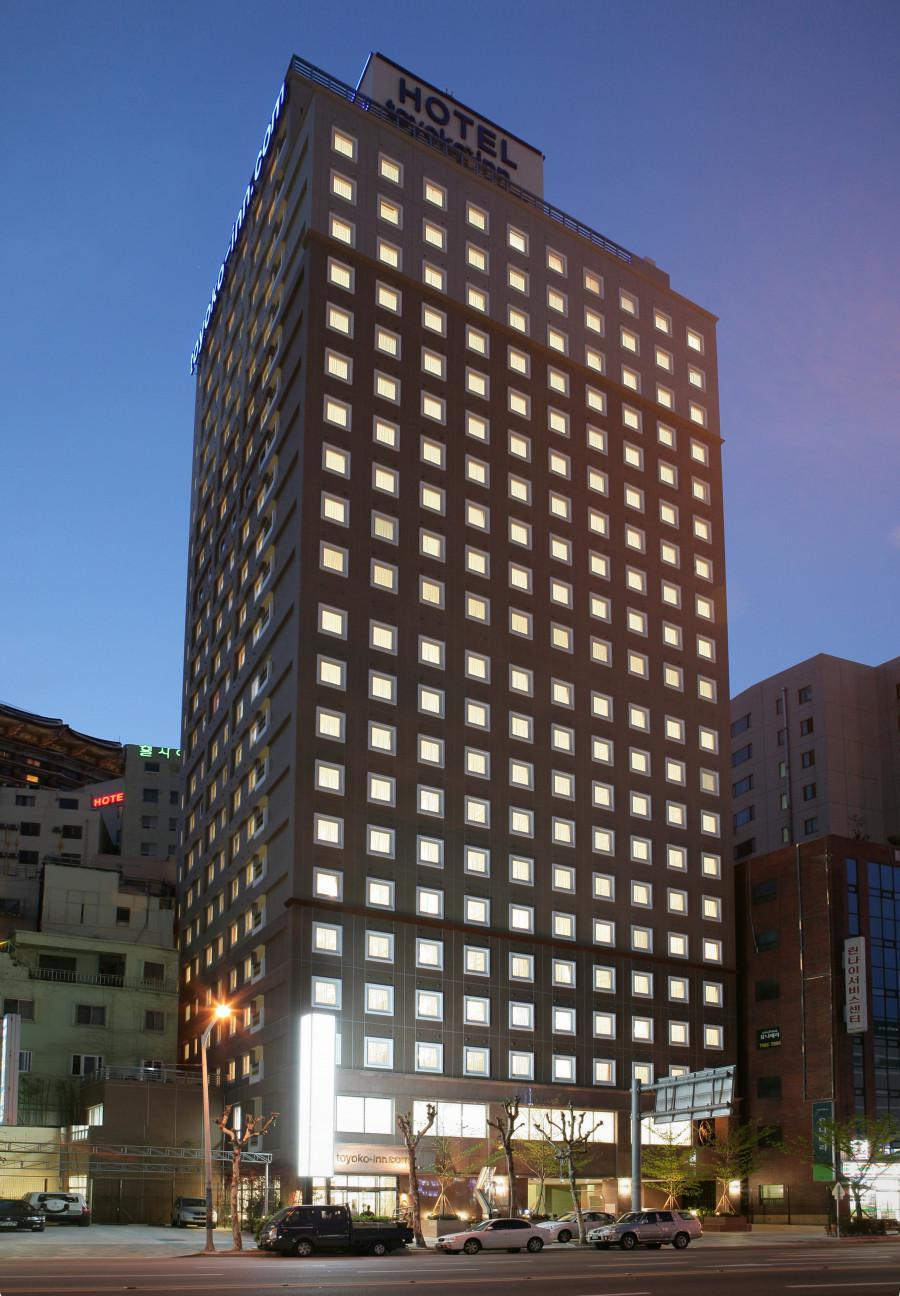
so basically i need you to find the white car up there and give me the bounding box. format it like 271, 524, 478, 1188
436, 1217, 545, 1254
21, 1192, 91, 1226
536, 1210, 615, 1243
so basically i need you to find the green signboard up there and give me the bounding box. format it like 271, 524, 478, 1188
757, 1027, 781, 1049
811, 1099, 835, 1182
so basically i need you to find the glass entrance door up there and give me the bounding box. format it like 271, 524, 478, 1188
318, 1174, 399, 1218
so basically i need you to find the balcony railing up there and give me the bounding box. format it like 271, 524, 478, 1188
81, 1065, 211, 1086
25, 966, 176, 993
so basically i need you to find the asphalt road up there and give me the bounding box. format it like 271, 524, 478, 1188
0, 1240, 898, 1296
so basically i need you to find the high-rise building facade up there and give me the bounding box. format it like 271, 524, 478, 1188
179, 53, 733, 1209
730, 653, 900, 860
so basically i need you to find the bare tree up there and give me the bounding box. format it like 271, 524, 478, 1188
487, 1096, 522, 1216
397, 1103, 436, 1246
535, 1104, 602, 1244
216, 1105, 279, 1250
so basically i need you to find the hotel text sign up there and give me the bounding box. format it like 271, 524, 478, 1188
844, 936, 868, 1033
190, 82, 287, 373
358, 54, 544, 196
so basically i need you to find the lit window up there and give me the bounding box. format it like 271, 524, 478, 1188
364, 1037, 393, 1069
593, 1011, 616, 1039
465, 946, 490, 976
376, 238, 400, 268
329, 214, 354, 246
313, 867, 342, 900
367, 878, 394, 909
416, 988, 443, 1020
331, 127, 356, 159
327, 258, 354, 291
365, 983, 394, 1015
416, 938, 443, 969
510, 1002, 534, 1030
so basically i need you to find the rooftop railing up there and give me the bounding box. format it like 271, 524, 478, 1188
289, 56, 634, 265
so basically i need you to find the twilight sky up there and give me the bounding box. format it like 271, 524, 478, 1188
1, 0, 897, 745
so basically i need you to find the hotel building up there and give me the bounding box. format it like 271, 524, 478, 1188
178, 53, 733, 1213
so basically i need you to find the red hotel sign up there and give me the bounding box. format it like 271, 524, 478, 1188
844, 936, 868, 1034
91, 791, 124, 808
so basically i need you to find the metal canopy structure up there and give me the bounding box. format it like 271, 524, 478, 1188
652, 1065, 736, 1124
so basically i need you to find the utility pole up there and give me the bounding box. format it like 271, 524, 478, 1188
631, 1077, 642, 1212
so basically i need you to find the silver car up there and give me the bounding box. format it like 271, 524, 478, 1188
588, 1209, 702, 1250
536, 1210, 615, 1243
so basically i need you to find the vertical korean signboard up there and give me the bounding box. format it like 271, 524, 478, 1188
844, 936, 868, 1033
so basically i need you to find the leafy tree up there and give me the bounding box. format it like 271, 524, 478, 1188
819, 1114, 900, 1221
640, 1130, 701, 1210
535, 1104, 603, 1243
215, 1105, 279, 1250
427, 1135, 460, 1219
397, 1103, 436, 1245
517, 1139, 559, 1217
487, 1096, 522, 1216
703, 1123, 778, 1214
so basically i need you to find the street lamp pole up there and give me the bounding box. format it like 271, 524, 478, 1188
201, 1004, 232, 1255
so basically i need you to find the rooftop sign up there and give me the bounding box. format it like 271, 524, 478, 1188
357, 53, 544, 195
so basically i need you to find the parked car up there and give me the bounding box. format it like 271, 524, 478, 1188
171, 1197, 217, 1228
0, 1200, 45, 1232
21, 1192, 90, 1226
436, 1218, 545, 1254
589, 1209, 702, 1250
536, 1210, 615, 1242
258, 1204, 412, 1256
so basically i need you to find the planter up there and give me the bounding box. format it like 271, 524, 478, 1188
703, 1214, 751, 1232
422, 1216, 463, 1240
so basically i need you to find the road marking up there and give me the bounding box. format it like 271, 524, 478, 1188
786, 1284, 900, 1290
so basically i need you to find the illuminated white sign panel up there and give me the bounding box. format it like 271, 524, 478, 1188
357, 53, 544, 195
653, 1065, 735, 1124
298, 1012, 336, 1176
190, 81, 287, 373
845, 936, 868, 1033
0, 1014, 21, 1126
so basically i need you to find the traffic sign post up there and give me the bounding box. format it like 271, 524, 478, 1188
831, 1181, 845, 1237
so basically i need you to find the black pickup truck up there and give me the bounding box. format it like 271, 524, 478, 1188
258, 1204, 414, 1256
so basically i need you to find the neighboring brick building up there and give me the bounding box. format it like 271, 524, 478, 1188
735, 835, 900, 1222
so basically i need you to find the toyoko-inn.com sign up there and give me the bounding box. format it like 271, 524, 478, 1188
357, 53, 544, 195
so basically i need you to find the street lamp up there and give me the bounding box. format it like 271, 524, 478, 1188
201, 1003, 232, 1255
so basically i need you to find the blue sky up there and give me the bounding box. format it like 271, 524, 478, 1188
1, 0, 897, 744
